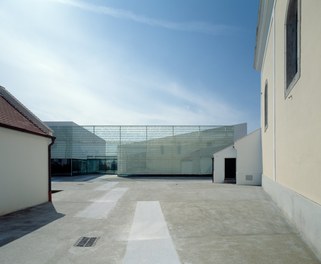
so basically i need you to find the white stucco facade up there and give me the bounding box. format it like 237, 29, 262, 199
254, 0, 321, 260
213, 129, 262, 186
213, 146, 236, 183
234, 129, 262, 185
0, 127, 51, 215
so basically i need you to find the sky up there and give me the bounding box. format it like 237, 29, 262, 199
0, 0, 260, 131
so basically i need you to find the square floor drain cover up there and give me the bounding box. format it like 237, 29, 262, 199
74, 236, 99, 247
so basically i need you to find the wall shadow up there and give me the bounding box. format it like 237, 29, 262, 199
0, 202, 64, 247
51, 174, 103, 182
118, 174, 212, 181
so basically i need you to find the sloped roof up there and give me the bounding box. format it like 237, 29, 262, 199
0, 86, 53, 138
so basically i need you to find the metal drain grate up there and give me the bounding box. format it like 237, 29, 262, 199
74, 236, 99, 247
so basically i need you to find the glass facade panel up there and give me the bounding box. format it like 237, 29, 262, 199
47, 123, 244, 176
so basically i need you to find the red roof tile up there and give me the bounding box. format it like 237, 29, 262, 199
0, 96, 49, 137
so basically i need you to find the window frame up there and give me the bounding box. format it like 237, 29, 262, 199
264, 80, 268, 131
284, 0, 301, 98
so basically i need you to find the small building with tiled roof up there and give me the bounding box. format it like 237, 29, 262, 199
0, 86, 54, 216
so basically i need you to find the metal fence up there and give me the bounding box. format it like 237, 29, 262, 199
47, 123, 246, 176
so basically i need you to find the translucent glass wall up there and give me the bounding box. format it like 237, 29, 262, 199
47, 123, 242, 176
117, 126, 235, 175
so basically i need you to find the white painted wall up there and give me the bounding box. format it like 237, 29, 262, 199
260, 0, 321, 206
213, 129, 262, 185
256, 1, 321, 259
213, 146, 236, 183
0, 127, 51, 216
234, 129, 262, 186
263, 175, 321, 261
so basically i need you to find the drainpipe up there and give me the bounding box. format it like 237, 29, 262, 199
273, 0, 277, 182
211, 157, 214, 183
48, 136, 56, 202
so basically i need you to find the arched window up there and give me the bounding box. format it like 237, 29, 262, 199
285, 0, 300, 95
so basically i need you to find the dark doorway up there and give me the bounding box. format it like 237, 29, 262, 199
224, 158, 236, 184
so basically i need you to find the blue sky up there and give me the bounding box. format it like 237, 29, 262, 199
0, 0, 260, 131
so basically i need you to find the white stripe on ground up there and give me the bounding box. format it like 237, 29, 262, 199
123, 201, 181, 264
94, 182, 118, 191
75, 188, 128, 219
92, 187, 128, 202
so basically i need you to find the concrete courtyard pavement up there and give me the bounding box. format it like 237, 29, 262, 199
0, 175, 319, 264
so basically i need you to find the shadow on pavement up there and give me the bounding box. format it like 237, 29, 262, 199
118, 174, 213, 181
0, 202, 64, 247
51, 174, 106, 182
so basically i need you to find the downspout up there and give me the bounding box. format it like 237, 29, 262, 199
273, 0, 277, 182
48, 136, 56, 202
211, 157, 214, 183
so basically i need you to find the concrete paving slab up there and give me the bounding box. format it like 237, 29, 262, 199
0, 175, 320, 264
123, 201, 180, 264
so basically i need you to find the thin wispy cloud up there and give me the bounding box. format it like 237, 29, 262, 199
0, 0, 257, 129
54, 0, 236, 35
0, 24, 244, 125
0, 26, 231, 125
